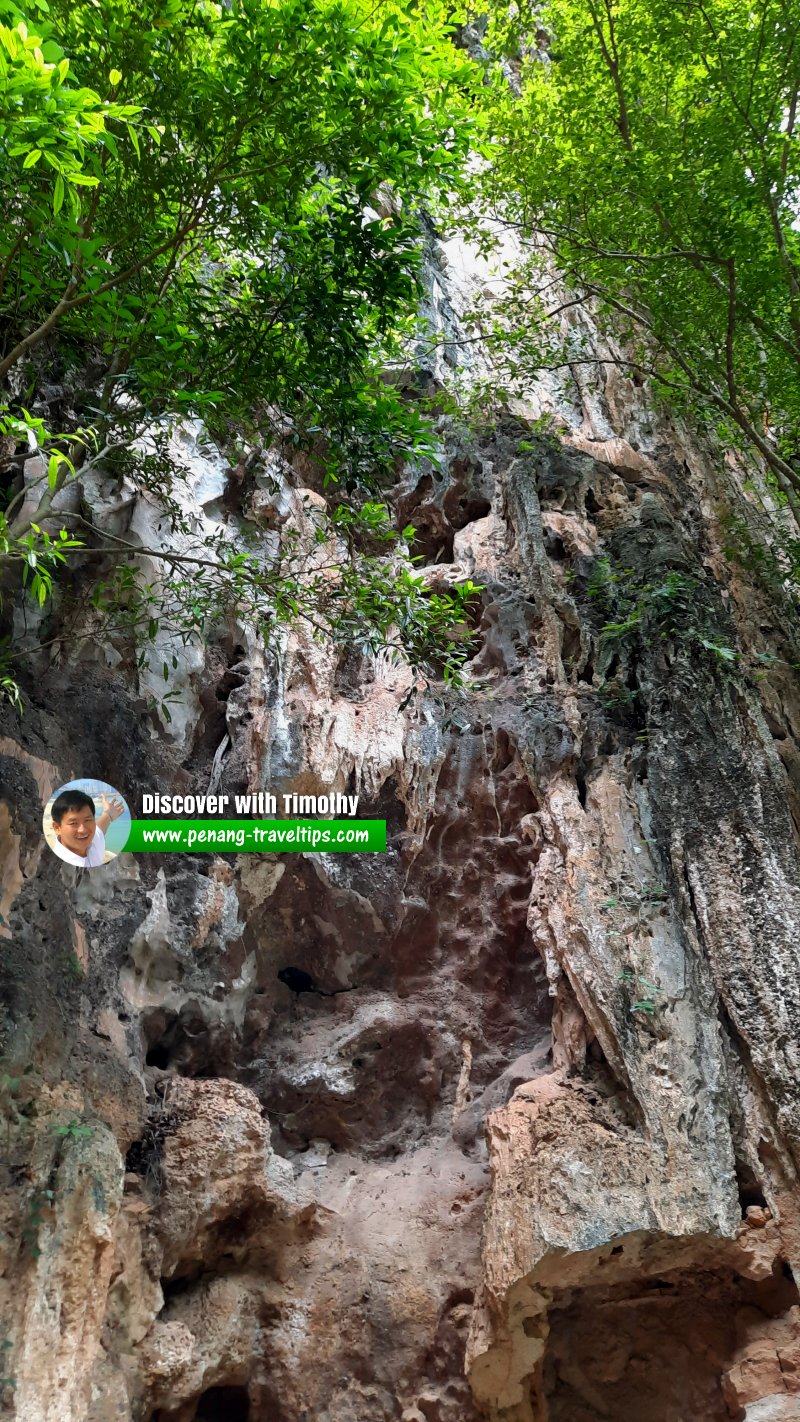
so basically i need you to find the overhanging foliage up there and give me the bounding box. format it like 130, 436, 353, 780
0, 0, 483, 705
480, 0, 800, 519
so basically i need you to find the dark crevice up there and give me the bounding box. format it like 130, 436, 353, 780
735, 1157, 769, 1216
145, 1042, 171, 1069
356, 775, 407, 842
543, 530, 567, 562
152, 1385, 251, 1422
277, 966, 357, 998
125, 1101, 178, 1188
141, 1005, 235, 1079
409, 516, 454, 566
159, 1273, 201, 1307
491, 728, 517, 775
196, 1388, 250, 1422
584, 487, 601, 518
444, 492, 491, 530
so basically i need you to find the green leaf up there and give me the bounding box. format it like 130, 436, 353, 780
0, 0, 482, 684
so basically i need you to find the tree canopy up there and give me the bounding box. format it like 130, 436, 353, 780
7, 0, 800, 713
0, 0, 481, 708
480, 0, 800, 521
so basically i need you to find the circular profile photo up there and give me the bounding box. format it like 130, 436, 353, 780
43, 778, 132, 869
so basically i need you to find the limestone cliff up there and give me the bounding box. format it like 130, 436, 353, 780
2, 224, 800, 1422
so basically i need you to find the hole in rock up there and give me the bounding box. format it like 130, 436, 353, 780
585, 487, 601, 518
141, 1005, 233, 1079
491, 729, 517, 775
443, 489, 491, 530
125, 1098, 179, 1183
409, 515, 454, 566
735, 1157, 769, 1216
356, 775, 407, 845
576, 767, 588, 810
277, 965, 319, 997
195, 1385, 250, 1421
561, 622, 583, 672
153, 1386, 251, 1422
159, 1274, 198, 1307
208, 1210, 261, 1253
145, 1043, 171, 1069
543, 531, 567, 561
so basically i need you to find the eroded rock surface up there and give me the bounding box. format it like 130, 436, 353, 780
2, 224, 800, 1422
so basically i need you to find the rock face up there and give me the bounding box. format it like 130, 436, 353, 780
2, 223, 800, 1422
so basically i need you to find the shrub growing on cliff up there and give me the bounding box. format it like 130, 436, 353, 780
0, 0, 481, 702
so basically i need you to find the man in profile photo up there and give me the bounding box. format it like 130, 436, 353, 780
50, 789, 125, 868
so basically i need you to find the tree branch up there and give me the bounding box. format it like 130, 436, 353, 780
725, 256, 737, 402
0, 224, 32, 305
588, 0, 632, 147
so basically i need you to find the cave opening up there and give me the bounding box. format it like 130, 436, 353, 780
145, 1042, 172, 1069
195, 1384, 250, 1421
277, 965, 319, 997
541, 1262, 800, 1422
735, 1156, 769, 1216
584, 487, 602, 518
140, 1004, 231, 1079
